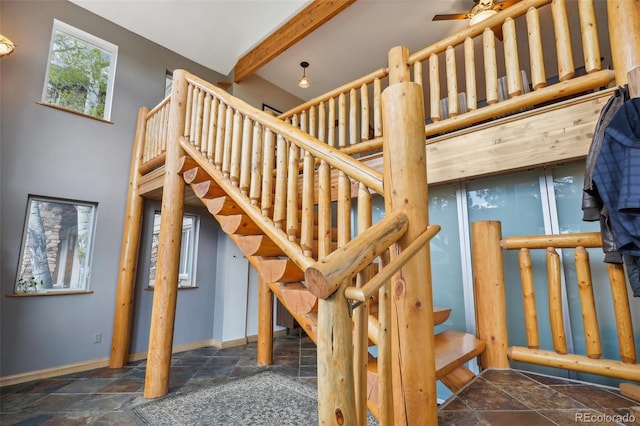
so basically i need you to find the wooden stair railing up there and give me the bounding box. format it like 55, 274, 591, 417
471, 221, 640, 382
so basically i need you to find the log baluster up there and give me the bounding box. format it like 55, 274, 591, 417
286, 140, 300, 243
551, 0, 575, 81
260, 129, 275, 216
578, 0, 601, 73
607, 263, 637, 364
300, 150, 315, 257
229, 111, 244, 186
526, 6, 547, 90
373, 78, 382, 138
247, 122, 262, 202
377, 250, 393, 426
575, 247, 602, 359
429, 53, 440, 121
194, 88, 204, 148
360, 83, 369, 141
519, 248, 540, 349
446, 46, 458, 117
483, 28, 499, 105
206, 98, 219, 163
214, 102, 226, 169
273, 134, 288, 230
464, 37, 477, 111
201, 94, 211, 156
413, 60, 423, 87
547, 248, 567, 354
503, 17, 522, 97
350, 87, 358, 146
236, 115, 251, 191
221, 106, 234, 178
338, 93, 347, 149
328, 97, 336, 148
184, 83, 193, 139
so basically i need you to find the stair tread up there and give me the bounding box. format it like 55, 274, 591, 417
434, 330, 485, 379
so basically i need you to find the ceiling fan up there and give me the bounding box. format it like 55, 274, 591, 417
432, 0, 520, 25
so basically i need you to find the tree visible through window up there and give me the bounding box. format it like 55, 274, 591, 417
42, 20, 118, 120
15, 196, 97, 294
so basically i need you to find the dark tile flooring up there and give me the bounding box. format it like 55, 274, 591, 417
439, 369, 640, 425
2, 334, 638, 425
0, 334, 317, 425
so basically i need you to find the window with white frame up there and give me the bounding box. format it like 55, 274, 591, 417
148, 213, 199, 288
15, 196, 97, 294
42, 19, 118, 121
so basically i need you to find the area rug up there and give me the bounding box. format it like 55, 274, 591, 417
128, 371, 378, 425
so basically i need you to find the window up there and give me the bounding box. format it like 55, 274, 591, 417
15, 196, 97, 294
149, 213, 199, 288
42, 19, 118, 121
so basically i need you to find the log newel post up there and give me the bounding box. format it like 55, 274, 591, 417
109, 107, 148, 368
471, 221, 510, 368
257, 274, 274, 366
383, 45, 437, 425
607, 0, 640, 86
144, 70, 188, 398
316, 280, 357, 426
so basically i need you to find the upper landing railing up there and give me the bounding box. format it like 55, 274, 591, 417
277, 0, 615, 157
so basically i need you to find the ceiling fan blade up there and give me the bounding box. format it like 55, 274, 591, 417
432, 12, 471, 21
494, 0, 521, 11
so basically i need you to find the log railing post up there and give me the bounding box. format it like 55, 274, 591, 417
109, 107, 148, 368
383, 45, 437, 425
144, 70, 188, 398
471, 221, 510, 368
608, 0, 640, 86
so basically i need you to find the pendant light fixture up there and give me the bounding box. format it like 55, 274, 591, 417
298, 61, 310, 88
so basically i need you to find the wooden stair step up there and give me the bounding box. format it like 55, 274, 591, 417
192, 180, 226, 199
272, 282, 318, 314
366, 330, 485, 408
236, 235, 284, 257
204, 196, 241, 216
215, 214, 263, 236
366, 306, 453, 346
258, 258, 305, 283
183, 166, 211, 185
434, 330, 485, 380
269, 282, 318, 343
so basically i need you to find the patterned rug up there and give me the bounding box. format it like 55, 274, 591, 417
128, 371, 377, 425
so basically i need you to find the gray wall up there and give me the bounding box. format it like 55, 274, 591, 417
0, 0, 227, 377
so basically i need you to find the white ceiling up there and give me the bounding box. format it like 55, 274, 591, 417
70, 0, 473, 101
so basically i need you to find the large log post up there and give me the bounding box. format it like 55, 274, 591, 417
383, 46, 437, 425
471, 221, 510, 368
109, 107, 148, 368
257, 274, 274, 366
144, 70, 188, 398
607, 0, 640, 86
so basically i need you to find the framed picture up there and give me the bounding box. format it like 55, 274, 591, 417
262, 103, 282, 115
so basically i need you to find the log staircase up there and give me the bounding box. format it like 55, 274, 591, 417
176, 138, 486, 421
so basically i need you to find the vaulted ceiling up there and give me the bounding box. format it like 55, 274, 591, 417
68, 1, 489, 100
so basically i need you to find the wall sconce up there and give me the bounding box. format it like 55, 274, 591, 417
298, 61, 310, 88
0, 34, 15, 57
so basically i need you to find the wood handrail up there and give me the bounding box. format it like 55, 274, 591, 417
500, 231, 602, 249
183, 72, 384, 195
305, 210, 409, 299
344, 224, 441, 302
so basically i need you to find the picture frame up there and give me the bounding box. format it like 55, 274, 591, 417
262, 103, 282, 115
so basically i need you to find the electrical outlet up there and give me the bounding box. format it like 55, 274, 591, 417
93, 332, 102, 344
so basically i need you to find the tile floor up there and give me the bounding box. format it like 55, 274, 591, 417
1, 333, 638, 425
439, 369, 640, 425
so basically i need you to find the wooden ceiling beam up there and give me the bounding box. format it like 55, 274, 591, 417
233, 0, 356, 83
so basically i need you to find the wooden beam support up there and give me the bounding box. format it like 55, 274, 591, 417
233, 0, 356, 83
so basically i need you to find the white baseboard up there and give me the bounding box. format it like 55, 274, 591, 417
0, 331, 290, 388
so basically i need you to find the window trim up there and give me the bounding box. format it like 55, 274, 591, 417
41, 19, 118, 121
